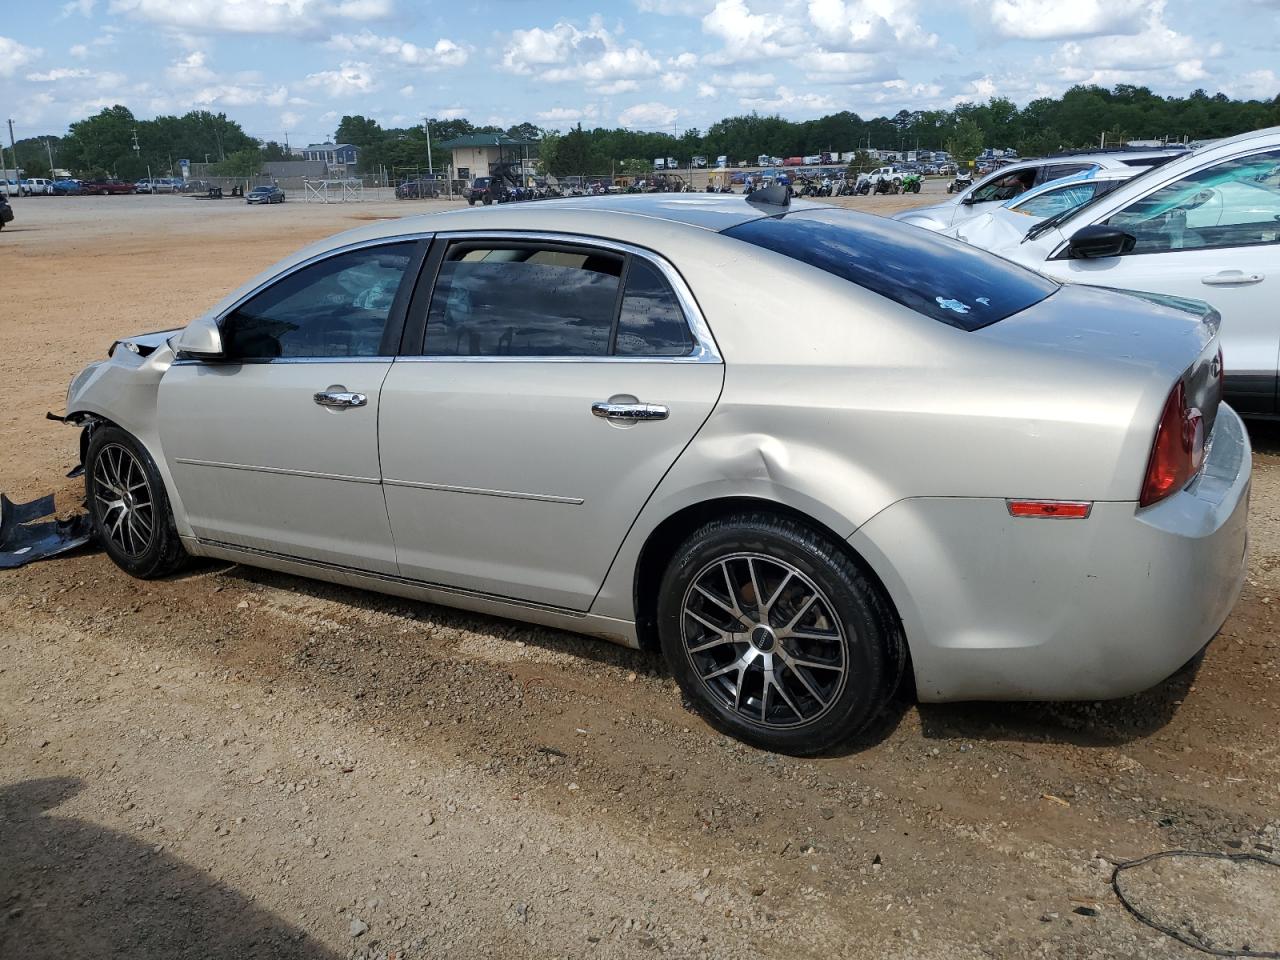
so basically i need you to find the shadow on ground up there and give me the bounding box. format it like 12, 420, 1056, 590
0, 777, 339, 960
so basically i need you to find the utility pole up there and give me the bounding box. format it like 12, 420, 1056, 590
424, 118, 433, 175
7, 119, 18, 180
45, 136, 54, 173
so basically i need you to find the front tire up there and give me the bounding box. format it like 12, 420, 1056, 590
657, 513, 902, 755
85, 426, 187, 579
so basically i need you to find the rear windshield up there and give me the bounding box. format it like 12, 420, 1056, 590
722, 209, 1058, 331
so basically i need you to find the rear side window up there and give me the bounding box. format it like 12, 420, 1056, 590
723, 210, 1057, 331
614, 259, 694, 356
425, 244, 622, 356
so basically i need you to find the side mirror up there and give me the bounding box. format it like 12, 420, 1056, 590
1065, 224, 1137, 259
173, 314, 225, 361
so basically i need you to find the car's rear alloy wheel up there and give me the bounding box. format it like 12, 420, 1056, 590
85, 426, 188, 579
681, 554, 848, 728
657, 513, 903, 755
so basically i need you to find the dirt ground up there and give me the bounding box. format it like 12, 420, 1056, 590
2, 188, 1278, 960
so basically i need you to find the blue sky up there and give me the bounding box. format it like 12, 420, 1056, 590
1, 0, 1277, 146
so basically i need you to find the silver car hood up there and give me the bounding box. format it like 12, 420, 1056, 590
941, 209, 1031, 253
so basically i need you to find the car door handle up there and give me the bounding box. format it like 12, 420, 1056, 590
314, 391, 367, 408
591, 401, 669, 422
1202, 271, 1265, 287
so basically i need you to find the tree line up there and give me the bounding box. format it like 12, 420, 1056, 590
8, 83, 1278, 181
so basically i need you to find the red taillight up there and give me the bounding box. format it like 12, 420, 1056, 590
1140, 382, 1204, 507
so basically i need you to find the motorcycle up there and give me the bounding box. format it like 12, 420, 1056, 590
853, 175, 871, 196
947, 171, 973, 194
900, 173, 923, 194
873, 177, 898, 195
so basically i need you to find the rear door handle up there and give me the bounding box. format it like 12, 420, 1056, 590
591, 401, 669, 422
314, 391, 367, 408
1202, 270, 1265, 286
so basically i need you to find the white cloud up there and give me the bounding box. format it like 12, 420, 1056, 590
399, 84, 414, 96
165, 50, 215, 84
0, 36, 43, 78
304, 60, 378, 96
1224, 68, 1280, 100
659, 73, 687, 92
60, 0, 96, 17
535, 104, 600, 128
803, 50, 897, 83
981, 0, 1149, 40
328, 31, 469, 69
192, 83, 289, 107
701, 0, 808, 65
597, 79, 640, 94
502, 19, 663, 90
739, 86, 838, 114
108, 0, 394, 35
1047, 4, 1223, 85
634, 0, 718, 12
807, 0, 937, 52
69, 43, 88, 57
280, 110, 302, 128
618, 100, 678, 129
697, 82, 718, 98
27, 67, 92, 82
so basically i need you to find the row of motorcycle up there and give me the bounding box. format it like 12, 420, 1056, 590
744, 172, 924, 198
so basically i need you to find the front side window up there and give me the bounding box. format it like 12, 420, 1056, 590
1105, 149, 1280, 254
968, 168, 1036, 203
221, 242, 414, 360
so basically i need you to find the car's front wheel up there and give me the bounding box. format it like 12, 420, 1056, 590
657, 513, 903, 755
85, 426, 187, 579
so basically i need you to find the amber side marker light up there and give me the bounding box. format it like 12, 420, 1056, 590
1006, 500, 1093, 519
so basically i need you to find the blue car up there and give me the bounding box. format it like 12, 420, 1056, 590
52, 179, 83, 196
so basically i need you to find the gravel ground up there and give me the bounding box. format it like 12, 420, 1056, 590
1, 188, 1278, 960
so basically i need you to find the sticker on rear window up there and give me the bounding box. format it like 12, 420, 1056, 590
936, 297, 970, 314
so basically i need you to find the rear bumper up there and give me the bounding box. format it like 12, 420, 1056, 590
850, 404, 1251, 702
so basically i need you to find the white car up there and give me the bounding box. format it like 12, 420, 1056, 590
945, 125, 1280, 416
941, 168, 1142, 246
895, 150, 1184, 233
21, 178, 54, 196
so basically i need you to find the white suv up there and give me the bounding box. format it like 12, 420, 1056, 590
21, 178, 54, 196
949, 126, 1280, 416
895, 150, 1184, 232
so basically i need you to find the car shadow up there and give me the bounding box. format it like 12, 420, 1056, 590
1244, 417, 1280, 456
178, 561, 1205, 753
914, 654, 1201, 749
0, 777, 340, 960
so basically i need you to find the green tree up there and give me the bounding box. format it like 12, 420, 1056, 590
945, 120, 984, 166
211, 148, 262, 177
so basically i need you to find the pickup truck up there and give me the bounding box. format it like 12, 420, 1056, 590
84, 178, 137, 195
20, 178, 54, 195
866, 166, 903, 186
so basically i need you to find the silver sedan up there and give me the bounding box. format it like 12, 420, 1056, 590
61, 192, 1250, 754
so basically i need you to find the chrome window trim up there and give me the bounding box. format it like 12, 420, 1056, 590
408, 229, 723, 364
171, 355, 394, 367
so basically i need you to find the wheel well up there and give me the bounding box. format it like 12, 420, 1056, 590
631, 497, 901, 653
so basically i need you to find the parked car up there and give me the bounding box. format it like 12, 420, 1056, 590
20, 178, 54, 196
944, 125, 1280, 416
246, 185, 285, 204
135, 177, 177, 194
0, 192, 12, 230
51, 178, 83, 196
1, 179, 19, 197
691, 156, 707, 168
84, 179, 137, 195
395, 178, 442, 200
61, 192, 1248, 754
944, 168, 1141, 240
894, 150, 1184, 232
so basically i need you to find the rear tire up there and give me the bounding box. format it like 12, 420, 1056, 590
657, 512, 903, 755
85, 426, 188, 579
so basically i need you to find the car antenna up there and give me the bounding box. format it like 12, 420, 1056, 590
746, 182, 791, 208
